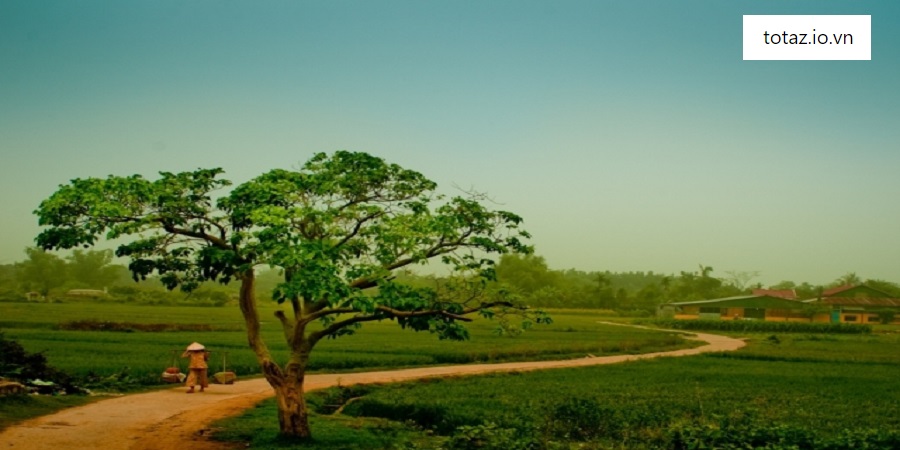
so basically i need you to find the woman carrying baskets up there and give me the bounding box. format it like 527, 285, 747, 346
181, 342, 209, 393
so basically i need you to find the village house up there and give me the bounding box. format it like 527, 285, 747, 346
657, 295, 817, 322
659, 284, 900, 324
804, 284, 900, 325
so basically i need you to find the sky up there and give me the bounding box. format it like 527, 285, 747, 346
1, 1, 899, 286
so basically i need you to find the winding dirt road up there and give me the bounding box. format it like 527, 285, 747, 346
0, 326, 744, 450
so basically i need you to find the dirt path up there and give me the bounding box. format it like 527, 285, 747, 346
0, 326, 744, 450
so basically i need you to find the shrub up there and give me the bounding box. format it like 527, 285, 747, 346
348, 399, 463, 434
444, 422, 543, 450
873, 310, 896, 325
546, 397, 624, 441
0, 331, 82, 394
665, 415, 900, 450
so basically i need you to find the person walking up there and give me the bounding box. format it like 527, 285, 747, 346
181, 342, 209, 393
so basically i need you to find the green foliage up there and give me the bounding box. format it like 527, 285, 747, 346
212, 401, 442, 450
493, 255, 674, 311
65, 249, 128, 289
445, 422, 535, 450
79, 366, 144, 391
0, 248, 192, 303
0, 332, 80, 394
33, 151, 538, 344
667, 415, 900, 450
30, 150, 561, 437
105, 282, 234, 306
872, 309, 896, 324
644, 319, 872, 334
14, 248, 67, 296
862, 279, 900, 297
492, 258, 780, 311
546, 397, 623, 441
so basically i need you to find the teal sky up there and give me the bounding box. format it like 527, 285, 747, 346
2, 1, 899, 286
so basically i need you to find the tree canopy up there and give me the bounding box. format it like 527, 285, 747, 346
15, 247, 67, 296
34, 150, 543, 437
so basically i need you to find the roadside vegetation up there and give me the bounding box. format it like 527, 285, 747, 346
0, 332, 99, 430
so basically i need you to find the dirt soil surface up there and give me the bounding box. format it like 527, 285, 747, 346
0, 325, 744, 450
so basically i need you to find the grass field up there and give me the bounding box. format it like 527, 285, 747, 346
8, 299, 895, 449
213, 329, 900, 449
0, 302, 693, 382
0, 302, 694, 431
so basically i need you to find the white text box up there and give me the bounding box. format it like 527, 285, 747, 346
743, 15, 871, 61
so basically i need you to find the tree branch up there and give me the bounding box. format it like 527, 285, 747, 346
307, 300, 518, 347
303, 307, 355, 324
274, 310, 294, 345
332, 211, 384, 250
375, 301, 515, 320
161, 223, 230, 249
237, 270, 282, 381
307, 314, 384, 347
346, 239, 475, 289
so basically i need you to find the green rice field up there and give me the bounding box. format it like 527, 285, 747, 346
0, 302, 692, 384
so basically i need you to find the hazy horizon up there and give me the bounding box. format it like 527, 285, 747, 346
2, 1, 899, 287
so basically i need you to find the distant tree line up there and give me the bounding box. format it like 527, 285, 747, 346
481, 255, 900, 314
2, 249, 897, 311
0, 248, 237, 306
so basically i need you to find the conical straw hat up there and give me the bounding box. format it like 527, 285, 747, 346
186, 342, 205, 351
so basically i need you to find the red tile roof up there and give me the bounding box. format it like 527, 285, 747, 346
822, 285, 855, 297
752, 288, 797, 300
819, 297, 900, 307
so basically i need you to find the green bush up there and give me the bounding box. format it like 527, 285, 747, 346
348, 400, 461, 434
666, 415, 900, 450
546, 397, 621, 441
0, 331, 81, 394
445, 422, 536, 450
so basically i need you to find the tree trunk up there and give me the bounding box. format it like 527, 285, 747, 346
273, 373, 311, 438
268, 351, 312, 438
237, 269, 313, 439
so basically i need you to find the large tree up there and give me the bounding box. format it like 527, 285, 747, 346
34, 151, 542, 438
66, 249, 127, 289
15, 247, 68, 296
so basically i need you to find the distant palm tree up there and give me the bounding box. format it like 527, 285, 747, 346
660, 276, 671, 292
836, 272, 862, 286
